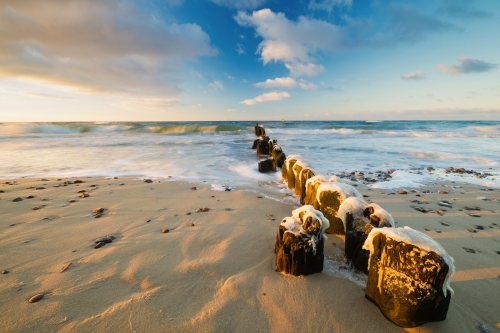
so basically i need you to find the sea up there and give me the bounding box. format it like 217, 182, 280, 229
1, 121, 500, 189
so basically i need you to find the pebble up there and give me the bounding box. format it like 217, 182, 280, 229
78, 190, 86, 193
80, 193, 89, 198
92, 208, 105, 214
476, 225, 484, 230
12, 197, 23, 202
468, 229, 477, 233
119, 183, 125, 186
440, 222, 449, 226
74, 180, 83, 184
94, 242, 105, 249
463, 247, 476, 253
29, 294, 44, 303
0, 190, 4, 193
1, 270, 9, 274
191, 187, 199, 190
26, 195, 35, 199
438, 202, 452, 208
69, 199, 77, 203
438, 191, 448, 194
398, 189, 407, 194
161, 229, 170, 233
437, 210, 445, 216
35, 187, 45, 190
145, 219, 151, 223
189, 223, 195, 227
201, 207, 210, 212
435, 230, 442, 233
225, 208, 232, 211
94, 237, 113, 244
470, 213, 481, 217
32, 206, 41, 210
497, 251, 500, 255
144, 179, 153, 183
257, 196, 263, 198
362, 195, 369, 198
10, 224, 15, 226
61, 262, 72, 273
425, 228, 431, 231
186, 212, 191, 215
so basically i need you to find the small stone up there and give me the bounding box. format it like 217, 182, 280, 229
26, 195, 35, 199
195, 208, 201, 213
440, 222, 449, 226
10, 224, 15, 226
497, 251, 500, 255
437, 210, 445, 216
257, 196, 263, 198
80, 193, 89, 198
106, 235, 116, 240
186, 212, 191, 215
12, 197, 23, 202
35, 187, 45, 190
435, 230, 442, 233
1, 270, 9, 274
41, 198, 48, 201
32, 206, 41, 210
476, 225, 484, 230
69, 199, 77, 203
424, 228, 431, 231
398, 189, 407, 194
438, 202, 452, 208
93, 213, 102, 218
94, 237, 112, 244
362, 195, 369, 198
190, 187, 199, 190
119, 183, 124, 186
144, 179, 153, 183
61, 262, 72, 272
189, 223, 195, 227
29, 294, 44, 303
74, 180, 83, 184
463, 247, 475, 253
92, 208, 105, 214
201, 207, 210, 212
470, 213, 481, 217
438, 191, 448, 194
113, 177, 118, 179
145, 219, 151, 223
161, 229, 170, 233
78, 190, 86, 193
468, 229, 477, 233
0, 190, 4, 193
225, 208, 232, 211
94, 242, 105, 249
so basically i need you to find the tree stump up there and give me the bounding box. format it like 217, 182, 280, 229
275, 205, 330, 276
363, 227, 455, 328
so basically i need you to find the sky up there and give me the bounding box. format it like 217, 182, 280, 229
0, 0, 499, 121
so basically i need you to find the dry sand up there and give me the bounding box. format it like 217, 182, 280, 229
1, 177, 499, 333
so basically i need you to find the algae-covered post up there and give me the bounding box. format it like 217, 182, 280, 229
271, 145, 286, 168
282, 155, 300, 190
258, 158, 276, 173
256, 136, 271, 155
275, 205, 330, 276
255, 123, 265, 136
316, 181, 364, 235
363, 227, 455, 328
339, 198, 395, 273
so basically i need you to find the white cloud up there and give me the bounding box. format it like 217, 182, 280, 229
235, 9, 341, 76
298, 80, 318, 90
190, 70, 204, 79
254, 77, 296, 89
0, 0, 217, 106
308, 0, 352, 12
285, 63, 325, 76
253, 77, 318, 90
224, 73, 235, 80
210, 80, 224, 90
211, 0, 266, 10
436, 57, 497, 75
401, 70, 426, 80
236, 43, 246, 55
240, 91, 291, 105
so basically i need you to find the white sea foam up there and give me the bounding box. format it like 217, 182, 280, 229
370, 171, 431, 189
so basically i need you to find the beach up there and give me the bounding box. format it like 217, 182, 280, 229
1, 175, 499, 333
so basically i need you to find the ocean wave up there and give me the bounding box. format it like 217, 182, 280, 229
466, 125, 500, 133
148, 125, 245, 134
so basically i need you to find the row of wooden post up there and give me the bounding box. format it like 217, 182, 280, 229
250, 123, 454, 328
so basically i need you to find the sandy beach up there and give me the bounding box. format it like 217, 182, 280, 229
1, 176, 499, 333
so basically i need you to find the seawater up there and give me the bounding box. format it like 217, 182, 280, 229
1, 121, 499, 188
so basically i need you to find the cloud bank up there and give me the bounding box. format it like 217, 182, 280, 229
0, 0, 216, 106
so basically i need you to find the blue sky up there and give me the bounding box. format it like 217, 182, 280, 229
0, 0, 499, 121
